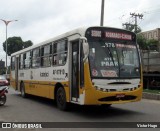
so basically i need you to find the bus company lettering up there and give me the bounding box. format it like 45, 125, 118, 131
53, 69, 65, 75
40, 72, 49, 77
106, 32, 132, 40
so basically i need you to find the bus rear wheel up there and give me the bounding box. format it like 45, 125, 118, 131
56, 87, 68, 111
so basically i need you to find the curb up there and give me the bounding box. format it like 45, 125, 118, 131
143, 92, 160, 100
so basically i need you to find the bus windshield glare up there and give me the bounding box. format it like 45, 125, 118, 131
88, 40, 140, 78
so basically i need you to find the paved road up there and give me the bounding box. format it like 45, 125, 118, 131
0, 87, 160, 130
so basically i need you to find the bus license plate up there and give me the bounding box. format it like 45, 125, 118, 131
116, 94, 125, 98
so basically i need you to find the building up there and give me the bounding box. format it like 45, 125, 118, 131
139, 28, 160, 41
0, 59, 5, 69
139, 28, 160, 51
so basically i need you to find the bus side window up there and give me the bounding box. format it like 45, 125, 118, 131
19, 54, 23, 69
32, 48, 40, 68
41, 47, 44, 67
53, 41, 68, 66
24, 51, 31, 69
53, 55, 58, 65
23, 53, 26, 68
41, 44, 52, 67
30, 51, 33, 68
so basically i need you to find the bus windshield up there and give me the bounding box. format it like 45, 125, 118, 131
88, 40, 140, 78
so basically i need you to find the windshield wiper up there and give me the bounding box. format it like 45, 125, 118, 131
104, 45, 116, 67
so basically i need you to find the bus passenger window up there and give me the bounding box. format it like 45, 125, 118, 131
41, 44, 52, 67
53, 55, 58, 65
52, 40, 68, 66
19, 54, 23, 69
32, 48, 40, 68
24, 51, 31, 69
23, 53, 26, 68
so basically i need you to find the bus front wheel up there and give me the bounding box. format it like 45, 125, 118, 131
56, 87, 68, 111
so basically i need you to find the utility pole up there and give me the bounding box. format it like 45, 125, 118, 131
130, 13, 143, 33
122, 22, 133, 30
100, 0, 105, 26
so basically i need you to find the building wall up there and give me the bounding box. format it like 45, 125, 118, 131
139, 28, 160, 41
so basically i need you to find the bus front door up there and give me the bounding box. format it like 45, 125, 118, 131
71, 41, 80, 101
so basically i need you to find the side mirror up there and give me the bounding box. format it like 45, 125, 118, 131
80, 37, 89, 62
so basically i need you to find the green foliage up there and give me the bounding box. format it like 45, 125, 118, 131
146, 39, 159, 51
137, 35, 159, 50
3, 37, 23, 56
3, 37, 33, 56
137, 35, 147, 50
23, 40, 33, 48
123, 21, 159, 50
147, 39, 159, 45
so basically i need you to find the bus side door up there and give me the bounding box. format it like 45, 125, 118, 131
71, 40, 80, 101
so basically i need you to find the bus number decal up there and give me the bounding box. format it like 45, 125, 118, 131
91, 30, 101, 37
53, 69, 65, 75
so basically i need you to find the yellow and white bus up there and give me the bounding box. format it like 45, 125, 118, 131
10, 26, 143, 110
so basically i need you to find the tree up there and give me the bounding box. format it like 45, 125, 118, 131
137, 35, 159, 51
137, 34, 147, 50
146, 39, 159, 51
23, 40, 33, 48
3, 37, 33, 56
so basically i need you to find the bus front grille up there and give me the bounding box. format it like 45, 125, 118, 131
98, 95, 137, 102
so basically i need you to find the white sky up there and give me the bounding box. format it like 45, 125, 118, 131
0, 0, 160, 64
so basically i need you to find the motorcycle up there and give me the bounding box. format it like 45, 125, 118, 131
0, 86, 9, 106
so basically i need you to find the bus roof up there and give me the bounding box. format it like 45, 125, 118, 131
11, 27, 87, 56
11, 26, 132, 56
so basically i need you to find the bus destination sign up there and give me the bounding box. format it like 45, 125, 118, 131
105, 31, 132, 40
90, 30, 132, 40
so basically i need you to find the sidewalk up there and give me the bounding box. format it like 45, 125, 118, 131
143, 92, 160, 100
